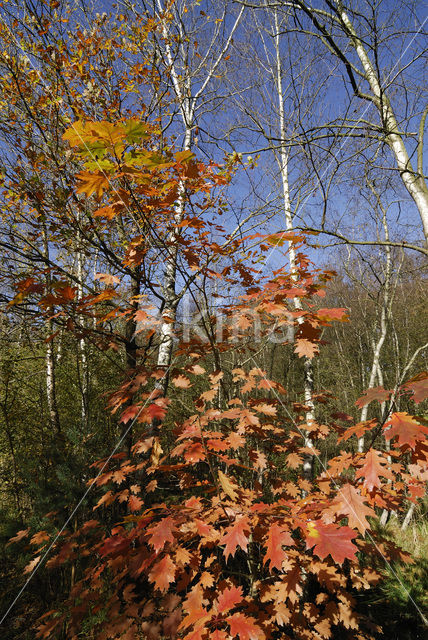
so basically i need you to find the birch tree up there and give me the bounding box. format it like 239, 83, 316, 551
122, 0, 246, 396
258, 0, 428, 247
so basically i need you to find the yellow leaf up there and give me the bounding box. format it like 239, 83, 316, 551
218, 470, 239, 501
76, 171, 110, 198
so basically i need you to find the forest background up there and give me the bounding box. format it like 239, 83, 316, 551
0, 1, 427, 639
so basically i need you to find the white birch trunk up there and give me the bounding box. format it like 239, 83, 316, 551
336, 3, 428, 244
154, 0, 243, 392
274, 11, 314, 478
357, 190, 391, 452
42, 222, 61, 434
76, 235, 88, 430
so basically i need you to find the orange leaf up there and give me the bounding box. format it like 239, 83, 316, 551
264, 523, 294, 571
227, 612, 265, 640
148, 555, 176, 591
76, 170, 110, 198
147, 516, 176, 553
24, 555, 41, 574
324, 484, 375, 534
221, 517, 250, 560
355, 386, 391, 408
7, 528, 30, 546
401, 371, 428, 403
112, 469, 126, 484
172, 374, 192, 389
316, 307, 349, 322
355, 449, 394, 491
305, 520, 357, 564
94, 272, 121, 285
253, 403, 276, 416
216, 585, 243, 613
338, 419, 377, 442
188, 364, 206, 375
295, 339, 318, 359
384, 412, 428, 449
128, 494, 143, 512
120, 405, 141, 424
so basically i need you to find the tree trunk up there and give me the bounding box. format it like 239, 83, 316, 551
331, 2, 428, 244
42, 221, 61, 434
274, 10, 314, 479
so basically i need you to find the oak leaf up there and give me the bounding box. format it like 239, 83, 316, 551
227, 612, 265, 640
355, 386, 391, 408
183, 442, 205, 463
76, 170, 110, 198
272, 603, 290, 626
338, 419, 377, 442
221, 517, 250, 560
7, 528, 29, 546
384, 412, 428, 449
316, 307, 349, 322
24, 555, 41, 574
147, 516, 176, 553
277, 563, 302, 604
172, 374, 192, 389
264, 523, 294, 571
128, 494, 143, 512
401, 371, 428, 404
148, 555, 176, 592
295, 338, 318, 359
305, 520, 357, 564
324, 483, 375, 534
217, 585, 243, 613
355, 449, 395, 491
253, 402, 277, 416
218, 470, 239, 501
94, 272, 121, 285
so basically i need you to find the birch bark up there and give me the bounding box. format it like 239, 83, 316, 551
274, 10, 314, 478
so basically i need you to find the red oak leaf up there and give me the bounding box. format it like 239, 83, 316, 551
355, 449, 394, 491
295, 339, 318, 359
324, 484, 375, 534
7, 528, 30, 546
148, 402, 168, 421
184, 442, 206, 463
355, 386, 391, 408
119, 405, 141, 424
221, 517, 250, 561
24, 555, 41, 574
264, 523, 294, 571
172, 374, 192, 389
148, 555, 176, 591
227, 612, 265, 640
76, 170, 109, 198
338, 419, 377, 442
218, 470, 239, 501
217, 585, 243, 613
305, 520, 357, 564
147, 516, 176, 553
401, 371, 428, 403
316, 307, 349, 322
128, 494, 143, 512
384, 412, 428, 449
94, 272, 120, 285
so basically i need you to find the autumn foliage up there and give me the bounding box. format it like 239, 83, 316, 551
6, 118, 428, 640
